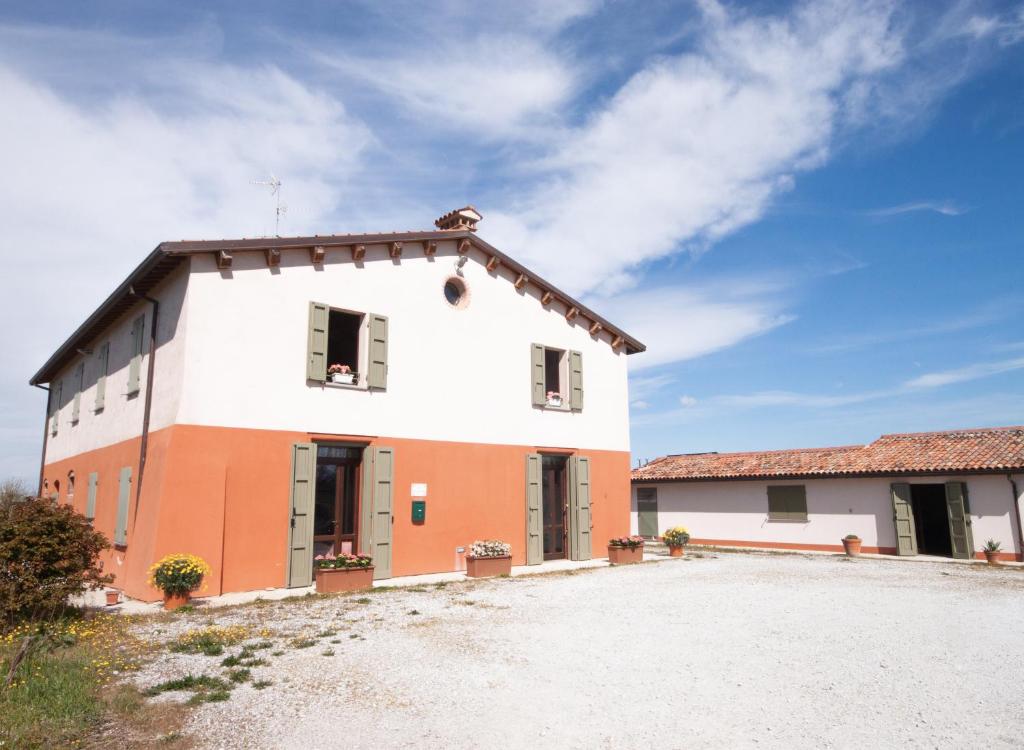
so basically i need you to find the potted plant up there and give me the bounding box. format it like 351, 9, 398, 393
149, 553, 211, 610
328, 364, 357, 385
662, 526, 690, 557
608, 535, 645, 564
842, 534, 862, 557
105, 589, 120, 606
546, 391, 563, 407
466, 540, 512, 577
983, 539, 1002, 566
314, 552, 374, 593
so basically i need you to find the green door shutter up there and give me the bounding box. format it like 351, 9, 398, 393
526, 454, 542, 565
287, 442, 316, 587
306, 302, 328, 382
114, 467, 131, 545
891, 483, 917, 556
637, 487, 658, 537
370, 447, 394, 579
127, 315, 144, 396
50, 381, 62, 436
95, 342, 109, 411
569, 350, 583, 410
86, 472, 98, 520
530, 344, 546, 406
945, 481, 974, 560
71, 363, 84, 423
367, 314, 389, 389
568, 456, 592, 561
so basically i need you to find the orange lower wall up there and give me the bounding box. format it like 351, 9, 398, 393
44, 424, 632, 600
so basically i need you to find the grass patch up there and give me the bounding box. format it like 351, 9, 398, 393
407, 609, 421, 616
353, 597, 372, 605
142, 674, 231, 697
168, 625, 250, 657
290, 637, 317, 649
271, 650, 285, 657
239, 656, 269, 667
220, 654, 242, 667
227, 668, 251, 683
252, 679, 273, 690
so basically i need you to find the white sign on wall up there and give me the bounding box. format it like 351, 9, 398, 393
411, 483, 428, 497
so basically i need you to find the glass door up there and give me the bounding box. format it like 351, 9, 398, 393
313, 445, 363, 557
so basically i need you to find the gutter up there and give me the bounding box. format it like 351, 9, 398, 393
33, 384, 49, 497
129, 287, 159, 526
1010, 474, 1024, 563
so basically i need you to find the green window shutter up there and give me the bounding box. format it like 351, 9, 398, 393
287, 443, 316, 587
637, 487, 659, 538
71, 363, 84, 424
50, 380, 62, 436
525, 454, 542, 565
890, 483, 917, 556
114, 466, 131, 545
569, 350, 584, 411
95, 342, 109, 411
367, 314, 389, 389
306, 302, 328, 382
568, 456, 592, 561
767, 485, 807, 521
370, 447, 394, 579
127, 314, 145, 396
944, 481, 974, 560
86, 472, 98, 521
530, 344, 546, 406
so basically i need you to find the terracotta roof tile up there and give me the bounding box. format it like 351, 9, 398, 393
632, 426, 1024, 481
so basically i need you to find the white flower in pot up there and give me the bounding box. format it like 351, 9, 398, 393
328, 364, 356, 384
546, 390, 562, 407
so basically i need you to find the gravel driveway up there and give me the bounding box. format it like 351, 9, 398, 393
130, 552, 1024, 749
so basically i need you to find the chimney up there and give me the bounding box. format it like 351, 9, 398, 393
434, 205, 482, 232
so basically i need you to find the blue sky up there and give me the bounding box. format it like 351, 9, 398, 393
1, 0, 1022, 481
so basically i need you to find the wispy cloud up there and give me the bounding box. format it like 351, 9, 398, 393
865, 199, 968, 217
904, 356, 1024, 389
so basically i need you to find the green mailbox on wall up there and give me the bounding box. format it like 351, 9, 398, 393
411, 500, 426, 523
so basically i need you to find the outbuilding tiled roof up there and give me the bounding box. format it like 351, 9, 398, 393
633, 426, 1024, 481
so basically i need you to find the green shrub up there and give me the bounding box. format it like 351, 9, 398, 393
0, 497, 112, 628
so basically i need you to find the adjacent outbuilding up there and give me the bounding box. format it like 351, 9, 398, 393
631, 426, 1024, 562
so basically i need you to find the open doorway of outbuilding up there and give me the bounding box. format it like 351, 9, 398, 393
910, 484, 953, 557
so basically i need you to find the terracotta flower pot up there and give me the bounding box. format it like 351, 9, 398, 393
105, 590, 120, 606
984, 550, 1000, 566
608, 545, 643, 564
315, 566, 375, 593
842, 538, 862, 556
668, 545, 684, 558
465, 555, 512, 578
163, 592, 191, 611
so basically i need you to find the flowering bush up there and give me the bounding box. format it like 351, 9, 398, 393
327, 364, 352, 374
662, 526, 691, 548
149, 553, 210, 596
609, 535, 645, 548
314, 552, 372, 569
469, 540, 511, 558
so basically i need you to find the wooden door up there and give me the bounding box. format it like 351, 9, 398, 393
541, 456, 567, 560
944, 482, 974, 560
891, 483, 917, 556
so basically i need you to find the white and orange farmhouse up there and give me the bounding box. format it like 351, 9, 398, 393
31, 207, 644, 600
632, 426, 1024, 562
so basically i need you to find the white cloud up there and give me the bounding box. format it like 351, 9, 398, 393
630, 400, 650, 410
904, 356, 1024, 389
865, 200, 967, 217
678, 395, 698, 407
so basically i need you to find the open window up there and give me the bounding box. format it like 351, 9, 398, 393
531, 344, 583, 410
307, 302, 389, 389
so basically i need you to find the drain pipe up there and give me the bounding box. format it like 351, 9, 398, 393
33, 384, 50, 497
1009, 474, 1024, 563
129, 287, 159, 524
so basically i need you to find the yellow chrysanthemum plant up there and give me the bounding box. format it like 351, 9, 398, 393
662, 526, 691, 548
149, 553, 211, 597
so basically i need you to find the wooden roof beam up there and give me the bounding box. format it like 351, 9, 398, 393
457, 238, 471, 255
514, 273, 528, 290
389, 241, 403, 258
588, 321, 603, 336
423, 241, 437, 256
486, 256, 500, 272
310, 246, 326, 265
216, 250, 232, 270
351, 244, 366, 261
265, 248, 281, 267
565, 306, 579, 322
540, 291, 553, 305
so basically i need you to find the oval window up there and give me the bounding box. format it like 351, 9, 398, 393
444, 278, 467, 308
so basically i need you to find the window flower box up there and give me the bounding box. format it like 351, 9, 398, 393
608, 535, 645, 564
328, 364, 357, 385
314, 553, 374, 593
546, 391, 563, 408
466, 540, 512, 578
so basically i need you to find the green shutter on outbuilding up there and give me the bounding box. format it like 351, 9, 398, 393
370, 447, 394, 579
767, 485, 807, 521
568, 455, 592, 561
530, 344, 546, 406
525, 454, 542, 565
306, 302, 328, 382
366, 314, 389, 389
287, 442, 316, 587
637, 487, 659, 538
86, 472, 98, 521
127, 315, 145, 396
95, 342, 109, 411
114, 467, 131, 546
71, 363, 84, 424
569, 350, 583, 410
890, 483, 917, 556
945, 481, 974, 560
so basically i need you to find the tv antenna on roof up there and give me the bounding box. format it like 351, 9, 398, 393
252, 174, 287, 236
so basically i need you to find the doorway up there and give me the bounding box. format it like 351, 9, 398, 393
542, 455, 568, 560
910, 484, 952, 557
313, 445, 363, 557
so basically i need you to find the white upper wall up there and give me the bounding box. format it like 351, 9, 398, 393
42, 266, 190, 463
177, 240, 632, 451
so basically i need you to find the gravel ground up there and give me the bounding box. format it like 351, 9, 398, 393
129, 552, 1024, 749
